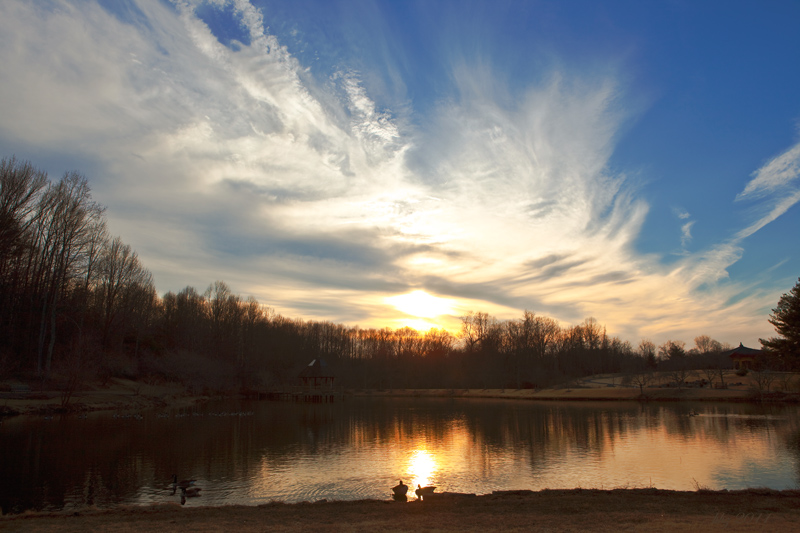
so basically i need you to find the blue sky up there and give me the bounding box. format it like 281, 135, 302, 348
1, 0, 799, 347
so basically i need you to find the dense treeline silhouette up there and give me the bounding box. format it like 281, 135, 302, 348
1, 157, 737, 392
0, 157, 154, 381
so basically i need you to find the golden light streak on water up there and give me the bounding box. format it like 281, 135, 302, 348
406, 449, 438, 490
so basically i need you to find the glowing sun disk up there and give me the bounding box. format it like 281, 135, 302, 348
386, 290, 454, 318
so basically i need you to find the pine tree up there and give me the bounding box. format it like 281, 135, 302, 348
760, 277, 800, 368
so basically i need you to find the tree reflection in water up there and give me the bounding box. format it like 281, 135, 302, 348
1, 398, 799, 513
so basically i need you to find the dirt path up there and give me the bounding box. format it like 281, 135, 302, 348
2, 489, 797, 532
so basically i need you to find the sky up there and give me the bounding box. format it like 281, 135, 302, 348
1, 0, 799, 348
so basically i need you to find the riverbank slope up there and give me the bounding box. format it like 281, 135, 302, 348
0, 378, 207, 416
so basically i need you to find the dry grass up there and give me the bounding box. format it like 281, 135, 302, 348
0, 378, 202, 416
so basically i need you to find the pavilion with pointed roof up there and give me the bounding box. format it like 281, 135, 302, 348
298, 358, 335, 390
722, 343, 763, 370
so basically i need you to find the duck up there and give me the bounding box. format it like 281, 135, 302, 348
392, 479, 409, 497
172, 474, 196, 490
415, 484, 436, 500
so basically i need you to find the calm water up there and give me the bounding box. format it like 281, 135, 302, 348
1, 398, 799, 513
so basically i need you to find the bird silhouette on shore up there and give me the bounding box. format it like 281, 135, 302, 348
181, 486, 202, 497
172, 474, 196, 490
171, 474, 198, 495
179, 486, 202, 505
415, 484, 436, 501
391, 479, 408, 501
392, 480, 408, 496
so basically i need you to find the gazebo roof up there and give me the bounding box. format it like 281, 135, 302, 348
722, 343, 762, 358
298, 358, 334, 378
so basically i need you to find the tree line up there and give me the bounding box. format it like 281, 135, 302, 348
0, 158, 154, 381
1, 157, 797, 393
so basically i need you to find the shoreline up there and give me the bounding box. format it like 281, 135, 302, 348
2, 379, 798, 418
346, 386, 788, 402
3, 488, 798, 532
0, 378, 209, 417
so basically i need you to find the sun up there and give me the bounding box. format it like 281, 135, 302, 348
385, 290, 455, 319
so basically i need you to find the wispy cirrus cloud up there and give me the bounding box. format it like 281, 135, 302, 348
738, 141, 800, 200
0, 0, 792, 346
672, 208, 694, 250
735, 140, 800, 240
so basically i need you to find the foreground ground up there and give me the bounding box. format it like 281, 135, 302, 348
2, 489, 797, 532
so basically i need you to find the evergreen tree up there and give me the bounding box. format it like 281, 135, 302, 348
760, 277, 800, 368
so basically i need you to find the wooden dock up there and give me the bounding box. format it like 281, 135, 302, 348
252, 389, 342, 403
253, 360, 341, 402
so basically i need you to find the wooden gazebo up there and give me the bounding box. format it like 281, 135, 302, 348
298, 359, 335, 390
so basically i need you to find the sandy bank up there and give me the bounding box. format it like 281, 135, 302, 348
2, 489, 797, 532
0, 378, 207, 417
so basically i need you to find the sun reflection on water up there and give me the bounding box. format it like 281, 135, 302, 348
406, 449, 438, 490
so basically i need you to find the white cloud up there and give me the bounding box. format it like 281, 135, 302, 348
674, 208, 690, 220
680, 220, 694, 248
0, 0, 786, 346
736, 189, 800, 241
738, 141, 800, 200
733, 141, 800, 242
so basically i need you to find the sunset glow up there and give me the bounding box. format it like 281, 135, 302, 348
0, 1, 798, 345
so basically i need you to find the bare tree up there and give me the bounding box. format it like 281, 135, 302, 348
630, 371, 654, 395
460, 311, 491, 353
34, 172, 103, 378
98, 236, 153, 350
700, 367, 717, 388
638, 339, 657, 368
713, 367, 727, 389
0, 158, 49, 367
0, 157, 48, 277
581, 317, 606, 351
667, 367, 693, 389
750, 371, 776, 393
694, 335, 722, 354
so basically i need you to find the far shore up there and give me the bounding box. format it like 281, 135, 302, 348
348, 385, 786, 402
3, 488, 798, 532
2, 372, 798, 418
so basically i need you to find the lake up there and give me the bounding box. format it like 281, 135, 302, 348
1, 397, 798, 513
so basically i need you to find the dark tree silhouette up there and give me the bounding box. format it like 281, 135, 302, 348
760, 277, 800, 368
